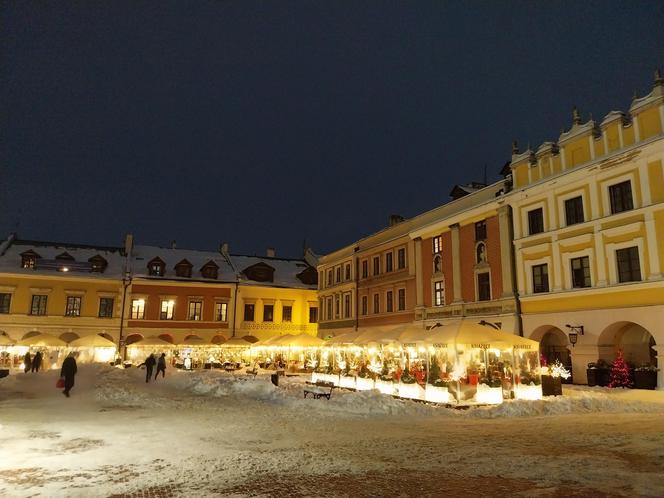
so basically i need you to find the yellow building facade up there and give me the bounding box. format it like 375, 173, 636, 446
509, 72, 664, 387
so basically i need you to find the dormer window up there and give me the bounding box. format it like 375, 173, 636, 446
296, 266, 318, 285
147, 257, 165, 276
242, 262, 275, 282
88, 255, 108, 273
20, 250, 41, 269
175, 259, 193, 278
200, 260, 219, 279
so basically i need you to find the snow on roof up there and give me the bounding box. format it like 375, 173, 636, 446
230, 255, 317, 289
0, 237, 126, 279
131, 245, 236, 282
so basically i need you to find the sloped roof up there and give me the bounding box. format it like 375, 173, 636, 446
230, 255, 317, 289
131, 245, 235, 282
0, 236, 126, 279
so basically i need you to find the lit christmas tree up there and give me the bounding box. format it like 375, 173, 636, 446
608, 350, 632, 389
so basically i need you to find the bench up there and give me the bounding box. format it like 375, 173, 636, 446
303, 381, 334, 400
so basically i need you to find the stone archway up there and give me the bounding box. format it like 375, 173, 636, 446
99, 333, 114, 342
158, 333, 175, 344
22, 331, 41, 340
529, 325, 572, 378
60, 332, 80, 344
599, 321, 656, 367
125, 334, 143, 345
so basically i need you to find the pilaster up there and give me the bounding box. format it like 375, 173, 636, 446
450, 224, 462, 303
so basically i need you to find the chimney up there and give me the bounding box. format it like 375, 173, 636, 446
171, 240, 177, 250
389, 214, 405, 227
266, 247, 276, 258
124, 233, 134, 254
220, 242, 229, 255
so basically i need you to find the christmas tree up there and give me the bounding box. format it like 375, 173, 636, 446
608, 350, 632, 388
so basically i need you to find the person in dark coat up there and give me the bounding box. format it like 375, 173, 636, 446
154, 353, 166, 380
24, 352, 32, 373
145, 353, 156, 383
60, 354, 77, 397
31, 351, 43, 372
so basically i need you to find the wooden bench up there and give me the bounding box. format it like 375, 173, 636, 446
303, 381, 334, 400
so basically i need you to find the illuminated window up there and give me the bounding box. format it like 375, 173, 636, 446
282, 305, 292, 322
433, 236, 442, 254
188, 301, 202, 320
130, 299, 145, 319
98, 297, 114, 318
65, 296, 81, 317
433, 281, 444, 306
147, 258, 165, 276
31, 295, 48, 315
215, 302, 228, 321
160, 300, 175, 320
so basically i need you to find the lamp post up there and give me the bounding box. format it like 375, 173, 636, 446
565, 324, 584, 347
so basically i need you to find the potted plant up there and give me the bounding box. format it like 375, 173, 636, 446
398, 365, 425, 400
541, 360, 569, 396
633, 364, 658, 390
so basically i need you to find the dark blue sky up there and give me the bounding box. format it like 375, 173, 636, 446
1, 1, 663, 257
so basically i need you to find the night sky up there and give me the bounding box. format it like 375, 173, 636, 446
1, 1, 662, 257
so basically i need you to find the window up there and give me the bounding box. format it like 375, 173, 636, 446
434, 281, 444, 306
361, 260, 368, 278
65, 296, 81, 317
570, 256, 591, 288
386, 291, 393, 312
335, 267, 341, 283
215, 302, 228, 322
398, 289, 406, 311
361, 296, 368, 315
308, 307, 318, 323
263, 304, 274, 322
565, 196, 584, 226
0, 293, 11, 314
345, 263, 351, 281
335, 296, 340, 318
477, 273, 491, 301
89, 255, 108, 273
21, 254, 38, 269
528, 208, 544, 235
616, 247, 641, 283
373, 294, 380, 314
148, 259, 165, 276
201, 263, 218, 279
130, 299, 145, 319
343, 293, 351, 318
532, 264, 549, 293
397, 248, 406, 269
327, 270, 333, 286
188, 301, 202, 320
475, 220, 487, 241
433, 236, 442, 254
385, 252, 393, 272
282, 305, 292, 322
175, 262, 192, 278
98, 297, 114, 318
244, 304, 255, 321
160, 300, 175, 320
31, 295, 48, 315
609, 181, 633, 214
326, 299, 332, 321
373, 256, 380, 276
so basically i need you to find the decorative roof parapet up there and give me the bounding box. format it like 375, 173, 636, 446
629, 69, 664, 113
558, 107, 597, 145
535, 141, 559, 158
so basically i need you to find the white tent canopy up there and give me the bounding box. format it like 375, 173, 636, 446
129, 336, 175, 347
69, 335, 117, 348
16, 333, 67, 347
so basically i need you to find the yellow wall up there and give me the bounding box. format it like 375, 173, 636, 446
522, 286, 664, 313
637, 107, 663, 139
605, 123, 620, 152
564, 137, 591, 168
623, 125, 635, 146
514, 163, 529, 188
649, 160, 664, 203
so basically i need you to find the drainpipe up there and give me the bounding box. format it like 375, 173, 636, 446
118, 273, 131, 361
507, 205, 524, 337
232, 279, 239, 338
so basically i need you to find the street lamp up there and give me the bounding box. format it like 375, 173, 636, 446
565, 324, 584, 347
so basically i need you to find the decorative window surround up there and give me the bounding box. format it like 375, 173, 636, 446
606, 238, 645, 285
558, 189, 588, 227
562, 248, 594, 290
600, 172, 637, 215
29, 287, 52, 294
523, 256, 553, 295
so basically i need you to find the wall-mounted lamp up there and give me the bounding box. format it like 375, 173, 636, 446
565, 324, 584, 347
479, 320, 502, 330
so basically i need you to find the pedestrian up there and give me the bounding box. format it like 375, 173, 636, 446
60, 353, 78, 398
155, 353, 166, 380
145, 353, 156, 383
31, 351, 43, 373
24, 352, 32, 373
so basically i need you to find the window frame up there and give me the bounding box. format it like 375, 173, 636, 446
531, 263, 549, 293
215, 302, 228, 322
477, 272, 491, 301
397, 248, 406, 270
282, 304, 292, 323
0, 293, 11, 314
433, 280, 445, 307
308, 306, 318, 323
361, 295, 368, 316
564, 196, 585, 226
397, 288, 406, 311
385, 252, 393, 273
244, 303, 255, 322
432, 236, 442, 254
263, 304, 274, 322
30, 294, 48, 316
372, 256, 380, 276
386, 290, 393, 312
609, 180, 634, 215
475, 220, 487, 241
65, 295, 82, 317
160, 299, 175, 320
527, 208, 544, 235
188, 300, 203, 321
373, 293, 380, 314
616, 246, 641, 283
130, 298, 145, 319
570, 256, 591, 288
98, 297, 114, 318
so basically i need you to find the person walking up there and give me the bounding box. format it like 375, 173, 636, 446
145, 353, 156, 383
60, 353, 78, 398
24, 352, 32, 373
154, 353, 167, 380
31, 351, 43, 373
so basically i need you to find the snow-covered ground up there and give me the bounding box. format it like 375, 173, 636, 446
1, 366, 663, 497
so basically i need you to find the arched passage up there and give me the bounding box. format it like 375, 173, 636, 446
211, 334, 227, 345
125, 333, 143, 345
22, 331, 41, 340
158, 333, 175, 344
99, 333, 114, 342
59, 332, 80, 343
529, 325, 572, 374
599, 321, 656, 367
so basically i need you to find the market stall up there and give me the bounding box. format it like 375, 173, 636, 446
13, 333, 68, 370
68, 334, 117, 363
126, 336, 176, 366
